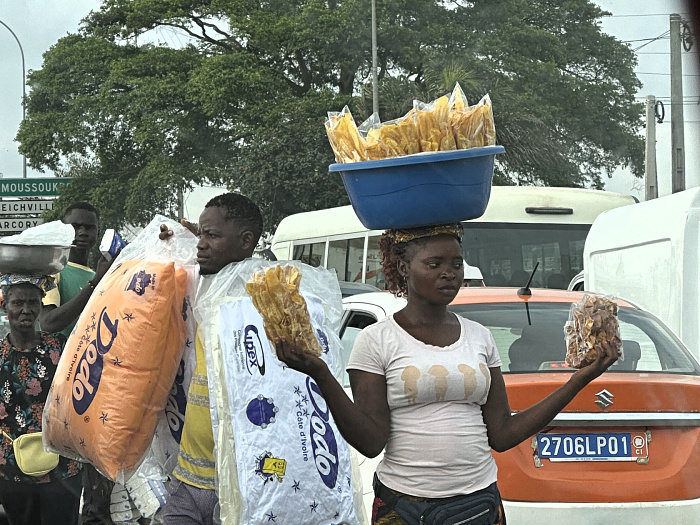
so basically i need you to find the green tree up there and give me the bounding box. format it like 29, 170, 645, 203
20, 0, 643, 231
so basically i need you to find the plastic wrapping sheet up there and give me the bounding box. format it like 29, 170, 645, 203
42, 216, 197, 484
195, 259, 365, 525
149, 296, 196, 477
0, 220, 74, 245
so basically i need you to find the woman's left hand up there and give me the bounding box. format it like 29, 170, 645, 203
274, 336, 328, 379
573, 339, 622, 382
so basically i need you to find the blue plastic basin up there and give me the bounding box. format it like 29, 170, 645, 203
329, 145, 505, 230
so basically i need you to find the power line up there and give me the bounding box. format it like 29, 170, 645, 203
636, 72, 700, 76
606, 13, 690, 18
623, 35, 670, 44
631, 31, 671, 52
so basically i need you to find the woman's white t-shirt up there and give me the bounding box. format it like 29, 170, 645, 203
346, 313, 502, 498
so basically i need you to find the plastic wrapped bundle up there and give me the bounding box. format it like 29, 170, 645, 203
195, 259, 364, 525
564, 294, 623, 369
43, 216, 197, 483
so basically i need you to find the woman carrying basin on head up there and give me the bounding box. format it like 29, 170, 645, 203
276, 224, 620, 525
0, 275, 81, 525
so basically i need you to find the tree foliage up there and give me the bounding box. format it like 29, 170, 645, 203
20, 0, 644, 231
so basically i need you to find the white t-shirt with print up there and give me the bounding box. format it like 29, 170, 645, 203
347, 313, 502, 498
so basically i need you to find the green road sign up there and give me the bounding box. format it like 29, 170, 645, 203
0, 178, 72, 197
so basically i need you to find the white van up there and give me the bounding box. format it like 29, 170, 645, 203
584, 187, 700, 357
272, 187, 636, 290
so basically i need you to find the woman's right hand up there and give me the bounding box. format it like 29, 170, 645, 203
274, 336, 328, 379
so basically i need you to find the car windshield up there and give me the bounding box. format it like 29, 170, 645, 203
448, 302, 700, 375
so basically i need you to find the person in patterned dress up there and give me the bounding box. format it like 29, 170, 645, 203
0, 275, 82, 525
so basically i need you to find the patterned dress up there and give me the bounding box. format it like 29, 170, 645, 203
0, 332, 80, 483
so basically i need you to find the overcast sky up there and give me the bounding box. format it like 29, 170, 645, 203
1, 0, 698, 201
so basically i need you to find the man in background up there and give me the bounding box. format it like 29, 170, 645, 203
40, 201, 117, 525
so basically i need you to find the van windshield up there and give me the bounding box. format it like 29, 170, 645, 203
462, 223, 590, 289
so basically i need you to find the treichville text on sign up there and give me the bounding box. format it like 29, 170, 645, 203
0, 200, 54, 215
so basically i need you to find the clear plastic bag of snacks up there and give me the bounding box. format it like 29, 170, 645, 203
564, 293, 623, 369
414, 94, 457, 152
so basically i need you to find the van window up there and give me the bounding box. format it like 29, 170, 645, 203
463, 223, 590, 289
293, 241, 325, 267
365, 235, 385, 289
328, 237, 364, 282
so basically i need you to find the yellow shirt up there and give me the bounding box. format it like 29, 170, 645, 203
172, 331, 216, 489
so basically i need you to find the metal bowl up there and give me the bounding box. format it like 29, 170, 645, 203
0, 244, 71, 275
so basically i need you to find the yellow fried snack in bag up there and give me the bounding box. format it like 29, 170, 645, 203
325, 107, 366, 163
379, 109, 421, 158
358, 112, 388, 161
415, 95, 457, 152
450, 82, 468, 112
564, 294, 622, 369
246, 265, 323, 356
450, 94, 496, 149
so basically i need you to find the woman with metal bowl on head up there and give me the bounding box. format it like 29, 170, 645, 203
0, 274, 81, 525
276, 224, 620, 525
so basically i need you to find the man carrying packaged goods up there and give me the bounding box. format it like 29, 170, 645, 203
40, 202, 114, 337
158, 193, 263, 525
39, 202, 119, 525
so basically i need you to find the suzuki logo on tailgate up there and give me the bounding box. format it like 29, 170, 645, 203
595, 389, 614, 410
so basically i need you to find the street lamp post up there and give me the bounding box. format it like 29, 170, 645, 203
371, 0, 379, 116
0, 20, 27, 179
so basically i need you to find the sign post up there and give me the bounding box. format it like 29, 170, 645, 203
0, 178, 72, 197
0, 200, 54, 215
0, 218, 44, 233
0, 177, 70, 235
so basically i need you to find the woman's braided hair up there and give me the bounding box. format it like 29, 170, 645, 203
379, 224, 464, 297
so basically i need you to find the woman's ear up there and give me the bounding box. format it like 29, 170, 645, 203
397, 258, 409, 278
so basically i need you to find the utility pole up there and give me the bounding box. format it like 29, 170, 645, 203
0, 20, 26, 179
371, 0, 379, 116
645, 95, 658, 201
670, 13, 686, 193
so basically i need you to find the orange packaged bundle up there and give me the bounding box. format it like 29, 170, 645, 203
564, 294, 623, 369
43, 217, 196, 482
245, 264, 323, 356
415, 95, 457, 152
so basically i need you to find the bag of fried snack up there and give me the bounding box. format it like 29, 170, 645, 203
379, 108, 421, 158
449, 90, 496, 149
564, 294, 623, 369
415, 95, 457, 152
325, 106, 366, 163
245, 264, 323, 356
358, 112, 389, 161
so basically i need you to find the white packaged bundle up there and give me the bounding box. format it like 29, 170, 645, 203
195, 259, 363, 525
